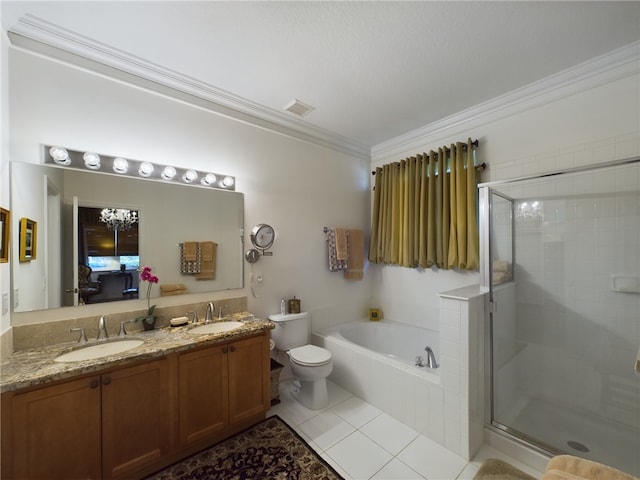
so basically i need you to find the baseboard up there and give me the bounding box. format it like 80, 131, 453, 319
484, 426, 551, 474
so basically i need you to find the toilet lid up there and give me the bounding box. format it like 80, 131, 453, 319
288, 345, 332, 366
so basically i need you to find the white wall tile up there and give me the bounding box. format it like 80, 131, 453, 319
428, 384, 445, 444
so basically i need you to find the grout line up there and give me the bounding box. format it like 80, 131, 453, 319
273, 380, 547, 480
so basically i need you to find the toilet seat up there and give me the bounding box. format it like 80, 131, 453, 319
288, 345, 332, 367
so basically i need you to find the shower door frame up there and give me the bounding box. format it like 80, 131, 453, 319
479, 186, 546, 453
479, 155, 640, 458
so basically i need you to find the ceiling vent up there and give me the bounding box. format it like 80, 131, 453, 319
284, 99, 315, 117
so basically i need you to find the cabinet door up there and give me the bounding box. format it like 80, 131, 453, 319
228, 334, 270, 424
101, 359, 172, 480
10, 376, 102, 480
178, 344, 228, 447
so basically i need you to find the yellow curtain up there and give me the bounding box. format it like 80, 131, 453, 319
368, 138, 479, 270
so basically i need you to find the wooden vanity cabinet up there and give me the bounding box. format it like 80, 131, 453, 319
101, 359, 173, 480
227, 333, 271, 424
1, 331, 270, 480
2, 358, 173, 480
178, 342, 228, 445
6, 375, 102, 480
178, 333, 271, 448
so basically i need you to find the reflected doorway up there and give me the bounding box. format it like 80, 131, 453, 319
77, 206, 140, 304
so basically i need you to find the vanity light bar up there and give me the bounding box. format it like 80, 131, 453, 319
43, 146, 235, 191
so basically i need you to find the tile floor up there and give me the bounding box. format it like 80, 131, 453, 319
268, 380, 545, 480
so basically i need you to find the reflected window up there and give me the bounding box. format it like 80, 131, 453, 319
79, 207, 139, 261
78, 206, 140, 304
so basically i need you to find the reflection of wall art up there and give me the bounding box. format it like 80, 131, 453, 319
0, 208, 9, 263
19, 217, 37, 262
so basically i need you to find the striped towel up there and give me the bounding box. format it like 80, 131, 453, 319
326, 227, 348, 271
180, 242, 201, 273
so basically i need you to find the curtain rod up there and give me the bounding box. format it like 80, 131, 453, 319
371, 138, 483, 175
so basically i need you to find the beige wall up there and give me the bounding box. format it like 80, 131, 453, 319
2, 25, 638, 356
4, 46, 371, 341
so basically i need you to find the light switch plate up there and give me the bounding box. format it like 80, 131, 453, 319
2, 292, 8, 315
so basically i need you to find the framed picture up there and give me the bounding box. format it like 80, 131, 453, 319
0, 208, 9, 263
19, 217, 37, 262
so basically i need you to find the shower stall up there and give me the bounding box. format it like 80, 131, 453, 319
480, 158, 640, 477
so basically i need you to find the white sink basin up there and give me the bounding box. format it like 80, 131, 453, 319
55, 339, 144, 363
189, 321, 244, 335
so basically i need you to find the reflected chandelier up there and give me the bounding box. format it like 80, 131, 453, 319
100, 208, 138, 231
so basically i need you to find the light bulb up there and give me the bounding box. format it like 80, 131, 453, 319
113, 157, 129, 174
222, 176, 235, 187
182, 169, 197, 183
138, 161, 154, 177
49, 147, 70, 165
83, 152, 101, 170
201, 173, 217, 186
161, 166, 176, 180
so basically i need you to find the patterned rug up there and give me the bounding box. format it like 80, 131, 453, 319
146, 415, 343, 480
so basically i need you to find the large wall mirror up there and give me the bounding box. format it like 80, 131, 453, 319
11, 162, 244, 313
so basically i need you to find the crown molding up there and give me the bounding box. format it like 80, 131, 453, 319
7, 14, 370, 160
8, 15, 639, 164
372, 41, 640, 161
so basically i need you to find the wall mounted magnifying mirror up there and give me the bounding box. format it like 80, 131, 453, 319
245, 223, 275, 263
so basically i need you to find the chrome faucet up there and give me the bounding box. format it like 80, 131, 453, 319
415, 347, 439, 369
218, 304, 226, 319
118, 319, 136, 337
70, 327, 88, 344
205, 302, 216, 324
97, 315, 109, 341
424, 346, 439, 369
187, 310, 198, 324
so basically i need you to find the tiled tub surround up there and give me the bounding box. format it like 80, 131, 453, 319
437, 286, 486, 461
10, 296, 248, 352
314, 321, 441, 446
1, 310, 271, 393
314, 287, 485, 461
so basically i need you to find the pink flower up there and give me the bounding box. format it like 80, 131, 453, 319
137, 266, 159, 321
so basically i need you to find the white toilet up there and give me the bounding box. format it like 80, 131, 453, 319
269, 312, 333, 410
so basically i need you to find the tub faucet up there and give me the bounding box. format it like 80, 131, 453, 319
424, 346, 439, 369
97, 315, 109, 341
205, 302, 216, 324
416, 347, 439, 368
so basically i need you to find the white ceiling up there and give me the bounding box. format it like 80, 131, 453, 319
3, 1, 640, 152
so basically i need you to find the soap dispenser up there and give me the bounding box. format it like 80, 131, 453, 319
280, 298, 287, 315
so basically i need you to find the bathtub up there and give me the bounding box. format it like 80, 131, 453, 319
337, 320, 440, 370
313, 319, 443, 438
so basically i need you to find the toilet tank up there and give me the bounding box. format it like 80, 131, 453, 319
269, 312, 310, 351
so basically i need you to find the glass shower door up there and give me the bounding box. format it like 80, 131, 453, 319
485, 161, 640, 477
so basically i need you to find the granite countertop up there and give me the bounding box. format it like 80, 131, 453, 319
1, 312, 274, 393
